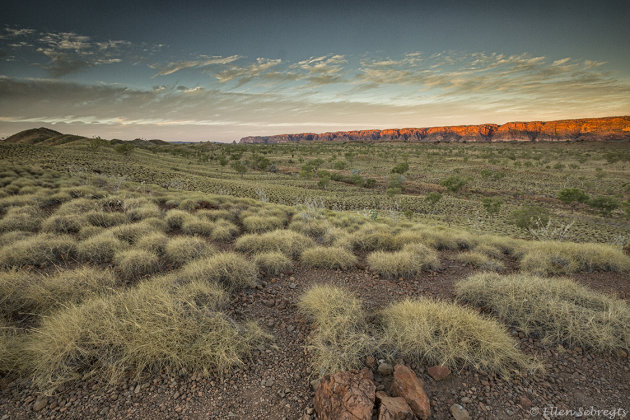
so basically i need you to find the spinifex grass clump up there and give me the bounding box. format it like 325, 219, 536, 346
379, 298, 540, 375
300, 246, 357, 270
164, 236, 215, 265
235, 230, 314, 259
517, 241, 630, 275
254, 252, 292, 275
0, 234, 76, 268
456, 273, 630, 353
22, 279, 270, 392
299, 285, 376, 377
176, 253, 257, 291
114, 249, 161, 281
367, 243, 439, 279
77, 232, 127, 264
456, 251, 504, 272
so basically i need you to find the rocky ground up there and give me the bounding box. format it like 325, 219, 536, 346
1, 253, 629, 419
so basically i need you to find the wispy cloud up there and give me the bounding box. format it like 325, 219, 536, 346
153, 54, 242, 76
215, 57, 282, 86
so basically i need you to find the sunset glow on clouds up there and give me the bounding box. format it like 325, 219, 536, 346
1, 0, 629, 141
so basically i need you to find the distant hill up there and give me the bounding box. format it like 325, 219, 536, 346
2, 128, 170, 147
240, 116, 630, 144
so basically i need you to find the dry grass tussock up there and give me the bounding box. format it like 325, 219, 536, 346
181, 217, 215, 237
0, 206, 42, 233
367, 243, 439, 279
0, 267, 117, 322
379, 298, 540, 376
254, 252, 292, 276
0, 234, 76, 269
456, 251, 504, 272
77, 232, 127, 264
298, 285, 376, 377
164, 236, 215, 265
21, 279, 270, 393
456, 273, 630, 353
235, 230, 314, 259
136, 231, 169, 255
114, 249, 161, 281
175, 253, 257, 291
517, 241, 630, 275
210, 219, 239, 242
300, 246, 357, 270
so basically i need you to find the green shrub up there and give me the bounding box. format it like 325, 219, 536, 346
588, 196, 619, 216
456, 273, 630, 353
301, 247, 357, 270
299, 285, 375, 377
380, 298, 539, 375
22, 278, 268, 391
254, 252, 292, 275
440, 175, 467, 193
509, 206, 550, 230
557, 188, 589, 204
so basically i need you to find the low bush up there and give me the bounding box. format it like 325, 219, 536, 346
176, 253, 257, 291
379, 298, 539, 375
22, 279, 269, 392
164, 236, 214, 265
114, 249, 161, 281
301, 246, 357, 270
235, 230, 314, 259
456, 273, 630, 353
299, 285, 375, 376
254, 252, 292, 275
367, 243, 439, 279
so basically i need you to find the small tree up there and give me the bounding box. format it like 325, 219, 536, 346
387, 175, 405, 196
482, 197, 503, 216
231, 161, 247, 177
440, 175, 467, 193
558, 188, 589, 205
391, 162, 410, 175
588, 196, 619, 216
509, 206, 550, 230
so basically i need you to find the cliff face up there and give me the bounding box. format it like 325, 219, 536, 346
239, 116, 630, 144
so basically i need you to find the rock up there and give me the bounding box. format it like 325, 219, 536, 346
450, 403, 471, 420
365, 356, 376, 369
389, 365, 430, 420
239, 116, 630, 144
427, 365, 451, 381
314, 368, 375, 420
310, 379, 321, 392
376, 391, 415, 420
519, 395, 533, 408
378, 363, 393, 376
33, 397, 47, 412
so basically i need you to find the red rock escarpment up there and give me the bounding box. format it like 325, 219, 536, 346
239, 116, 630, 143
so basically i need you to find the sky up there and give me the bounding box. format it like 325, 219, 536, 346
1, 0, 629, 142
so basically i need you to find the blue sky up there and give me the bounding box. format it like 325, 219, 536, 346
1, 0, 629, 141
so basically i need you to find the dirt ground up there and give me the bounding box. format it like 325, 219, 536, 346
1, 252, 629, 419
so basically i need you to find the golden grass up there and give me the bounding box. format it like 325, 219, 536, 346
301, 246, 357, 270
367, 243, 439, 279
165, 209, 193, 231
456, 273, 630, 353
0, 234, 76, 268
350, 225, 398, 251
254, 252, 292, 275
379, 298, 540, 375
42, 214, 87, 234
176, 253, 258, 291
298, 285, 376, 377
77, 232, 126, 264
164, 236, 215, 265
110, 222, 159, 244
114, 249, 161, 281
85, 211, 126, 227
22, 279, 269, 392
235, 230, 314, 259
456, 251, 504, 272
0, 206, 42, 232
241, 215, 285, 233
136, 231, 169, 255
210, 219, 239, 242
0, 268, 117, 322
517, 241, 630, 275
181, 218, 215, 236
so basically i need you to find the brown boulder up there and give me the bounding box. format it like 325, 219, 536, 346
389, 365, 431, 419
314, 368, 376, 420
427, 365, 450, 381
376, 391, 415, 420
